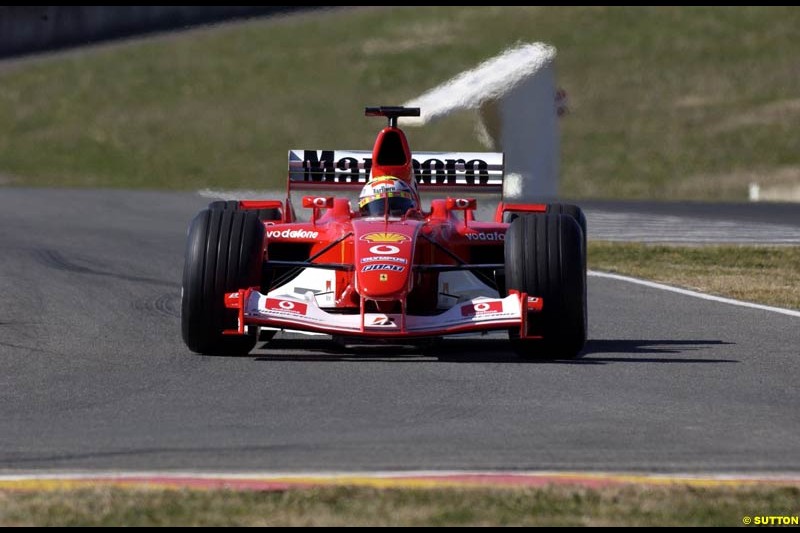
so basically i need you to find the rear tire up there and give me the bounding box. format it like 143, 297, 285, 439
546, 203, 587, 255
503, 203, 587, 252
181, 208, 264, 355
208, 200, 282, 222
504, 213, 587, 358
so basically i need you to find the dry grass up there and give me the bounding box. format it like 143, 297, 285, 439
589, 242, 800, 310
1, 484, 798, 526
668, 165, 800, 200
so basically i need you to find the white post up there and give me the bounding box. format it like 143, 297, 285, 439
749, 183, 760, 202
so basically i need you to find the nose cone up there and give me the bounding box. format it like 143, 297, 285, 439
353, 222, 419, 300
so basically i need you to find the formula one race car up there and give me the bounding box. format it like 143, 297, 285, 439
181, 106, 587, 358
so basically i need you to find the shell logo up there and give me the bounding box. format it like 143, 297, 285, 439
360, 232, 410, 243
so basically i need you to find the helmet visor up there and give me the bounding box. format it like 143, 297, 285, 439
359, 195, 416, 217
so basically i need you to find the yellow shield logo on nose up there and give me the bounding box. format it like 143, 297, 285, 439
379, 274, 388, 282
361, 232, 410, 243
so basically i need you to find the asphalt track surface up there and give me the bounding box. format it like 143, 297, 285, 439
1, 188, 798, 473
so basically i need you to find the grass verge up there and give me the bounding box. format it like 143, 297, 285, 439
589, 242, 800, 310
1, 7, 799, 199
1, 484, 798, 526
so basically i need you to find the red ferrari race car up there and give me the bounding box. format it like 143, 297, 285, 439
181, 106, 587, 358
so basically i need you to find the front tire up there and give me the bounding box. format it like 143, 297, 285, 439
181, 208, 264, 355
504, 213, 587, 358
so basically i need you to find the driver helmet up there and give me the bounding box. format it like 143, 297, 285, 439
358, 176, 417, 217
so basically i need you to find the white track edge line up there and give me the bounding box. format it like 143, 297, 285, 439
589, 270, 800, 318
1, 470, 799, 482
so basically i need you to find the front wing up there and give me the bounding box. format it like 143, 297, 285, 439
224, 289, 543, 339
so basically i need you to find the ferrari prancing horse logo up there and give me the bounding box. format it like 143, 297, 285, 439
360, 232, 410, 243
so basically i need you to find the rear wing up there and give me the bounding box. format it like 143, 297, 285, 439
288, 150, 504, 217
289, 149, 503, 189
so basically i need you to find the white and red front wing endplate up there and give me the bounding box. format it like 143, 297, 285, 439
224, 289, 542, 339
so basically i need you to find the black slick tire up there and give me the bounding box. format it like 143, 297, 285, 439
504, 213, 587, 358
181, 208, 264, 355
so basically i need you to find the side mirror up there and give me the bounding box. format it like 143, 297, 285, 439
302, 196, 334, 209
302, 196, 334, 225
446, 198, 477, 211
